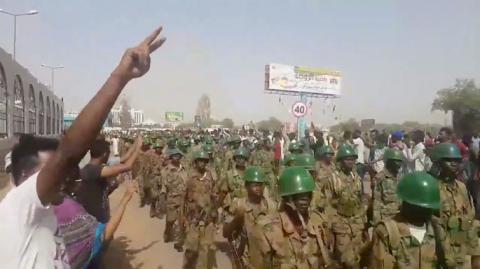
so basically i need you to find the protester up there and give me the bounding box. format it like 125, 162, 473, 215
0, 26, 165, 268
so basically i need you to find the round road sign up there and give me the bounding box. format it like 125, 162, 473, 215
292, 102, 308, 118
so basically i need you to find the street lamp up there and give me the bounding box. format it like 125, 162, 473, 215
41, 64, 64, 92
0, 8, 39, 60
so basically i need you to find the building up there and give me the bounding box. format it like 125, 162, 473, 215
0, 48, 64, 138
110, 106, 144, 126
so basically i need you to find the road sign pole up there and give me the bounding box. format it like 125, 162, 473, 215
297, 94, 307, 139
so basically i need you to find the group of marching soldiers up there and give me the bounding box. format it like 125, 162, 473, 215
118, 131, 480, 269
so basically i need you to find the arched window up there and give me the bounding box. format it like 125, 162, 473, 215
60, 107, 63, 131
28, 86, 36, 134
52, 102, 56, 134
0, 63, 7, 137
13, 75, 25, 134
46, 97, 51, 135
56, 104, 60, 133
38, 92, 44, 135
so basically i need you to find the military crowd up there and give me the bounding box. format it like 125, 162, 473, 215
114, 126, 480, 269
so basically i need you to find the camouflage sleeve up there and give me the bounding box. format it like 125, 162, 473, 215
256, 215, 283, 269
372, 180, 382, 225
370, 224, 395, 269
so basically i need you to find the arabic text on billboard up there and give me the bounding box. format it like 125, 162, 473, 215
165, 112, 184, 122
265, 63, 341, 96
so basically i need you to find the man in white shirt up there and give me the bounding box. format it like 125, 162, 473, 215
406, 130, 427, 172
0, 27, 165, 268
352, 129, 365, 164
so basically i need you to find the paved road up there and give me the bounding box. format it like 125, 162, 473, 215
102, 184, 233, 269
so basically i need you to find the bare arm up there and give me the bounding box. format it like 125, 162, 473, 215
120, 137, 140, 163
37, 27, 166, 205
101, 139, 142, 178
104, 182, 136, 242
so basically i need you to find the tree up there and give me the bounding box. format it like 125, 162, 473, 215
119, 98, 133, 130
196, 94, 211, 122
256, 117, 282, 131
432, 79, 480, 136
221, 118, 234, 129
330, 118, 360, 133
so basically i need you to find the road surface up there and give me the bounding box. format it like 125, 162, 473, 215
102, 184, 233, 269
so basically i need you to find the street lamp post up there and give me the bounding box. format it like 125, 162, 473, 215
41, 64, 64, 92
0, 9, 39, 60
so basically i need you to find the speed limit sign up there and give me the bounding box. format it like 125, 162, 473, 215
292, 102, 308, 118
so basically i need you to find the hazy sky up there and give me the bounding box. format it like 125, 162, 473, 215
0, 0, 479, 126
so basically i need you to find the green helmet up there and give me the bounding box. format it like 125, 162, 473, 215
431, 143, 461, 162
383, 148, 405, 162
244, 166, 266, 183
234, 148, 250, 159
278, 167, 315, 197
192, 150, 210, 160
315, 145, 334, 158
396, 171, 440, 210
336, 144, 358, 160
143, 138, 152, 146
168, 148, 184, 158
288, 142, 302, 153
204, 136, 214, 145
202, 144, 214, 154
178, 138, 191, 147
283, 154, 298, 166
295, 154, 316, 170
153, 142, 164, 149
229, 135, 242, 144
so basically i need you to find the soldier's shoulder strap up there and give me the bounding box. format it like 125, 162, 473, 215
378, 219, 401, 254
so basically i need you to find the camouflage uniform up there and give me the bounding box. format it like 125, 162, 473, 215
250, 148, 276, 197
133, 151, 152, 207
219, 167, 247, 209
371, 169, 401, 225
370, 215, 453, 268
163, 163, 188, 242
437, 179, 480, 266
151, 153, 168, 218
254, 210, 334, 268
224, 195, 277, 268
326, 168, 368, 268
182, 168, 218, 269
313, 162, 333, 211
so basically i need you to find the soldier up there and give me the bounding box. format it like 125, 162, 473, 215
370, 148, 404, 225
223, 135, 243, 174
430, 143, 480, 267
249, 139, 276, 194
163, 148, 188, 249
218, 148, 250, 209
182, 150, 218, 269
253, 167, 334, 268
288, 141, 304, 155
133, 138, 153, 208
326, 144, 368, 268
223, 166, 277, 269
151, 141, 168, 218
370, 171, 454, 268
283, 154, 298, 167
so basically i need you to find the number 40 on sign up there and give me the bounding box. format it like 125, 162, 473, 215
292, 102, 308, 118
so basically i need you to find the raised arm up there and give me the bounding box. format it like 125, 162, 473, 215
120, 137, 140, 163
37, 27, 166, 205
101, 137, 143, 178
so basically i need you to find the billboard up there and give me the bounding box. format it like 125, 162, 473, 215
165, 112, 184, 122
265, 63, 341, 96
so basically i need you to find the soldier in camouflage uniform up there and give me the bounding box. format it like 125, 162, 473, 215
223, 166, 277, 269
222, 135, 242, 176
370, 171, 455, 268
218, 148, 250, 209
326, 144, 368, 268
430, 143, 480, 267
249, 139, 276, 197
253, 167, 335, 268
163, 148, 188, 249
182, 150, 218, 269
133, 139, 153, 208
370, 148, 404, 225
151, 141, 168, 219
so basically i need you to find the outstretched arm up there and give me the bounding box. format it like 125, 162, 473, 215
101, 137, 143, 178
37, 27, 166, 205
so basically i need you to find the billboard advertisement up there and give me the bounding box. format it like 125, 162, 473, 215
265, 63, 341, 96
165, 112, 184, 122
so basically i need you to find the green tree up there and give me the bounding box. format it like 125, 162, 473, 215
221, 118, 234, 128
256, 117, 282, 131
432, 79, 480, 136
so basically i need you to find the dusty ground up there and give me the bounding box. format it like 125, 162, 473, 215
0, 175, 232, 269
